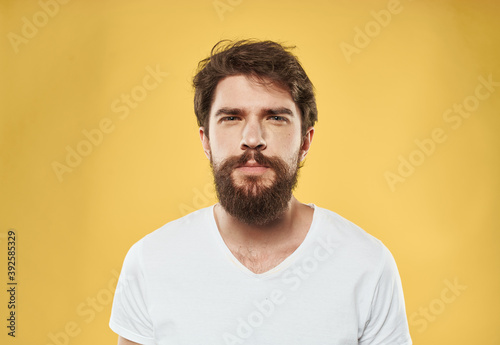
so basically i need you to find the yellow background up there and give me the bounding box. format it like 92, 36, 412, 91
1, 0, 499, 344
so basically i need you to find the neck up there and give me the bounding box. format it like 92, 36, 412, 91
213, 196, 311, 248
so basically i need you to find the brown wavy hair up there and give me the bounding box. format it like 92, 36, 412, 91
193, 39, 318, 138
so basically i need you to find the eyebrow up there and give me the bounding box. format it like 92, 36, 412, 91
264, 107, 294, 116
214, 107, 242, 117
214, 107, 294, 117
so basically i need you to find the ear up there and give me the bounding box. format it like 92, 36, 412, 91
199, 127, 211, 160
299, 127, 315, 162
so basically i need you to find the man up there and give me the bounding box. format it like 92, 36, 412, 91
110, 39, 412, 345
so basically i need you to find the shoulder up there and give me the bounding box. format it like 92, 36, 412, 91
314, 205, 384, 247
312, 204, 390, 267
126, 205, 215, 261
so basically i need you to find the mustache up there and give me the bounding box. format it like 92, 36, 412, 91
227, 150, 277, 170
210, 149, 301, 226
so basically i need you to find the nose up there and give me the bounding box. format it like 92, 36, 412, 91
240, 117, 266, 151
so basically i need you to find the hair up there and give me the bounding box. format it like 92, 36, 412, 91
193, 39, 318, 138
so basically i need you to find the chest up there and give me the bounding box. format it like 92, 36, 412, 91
148, 269, 361, 345
227, 242, 300, 274
144, 229, 370, 344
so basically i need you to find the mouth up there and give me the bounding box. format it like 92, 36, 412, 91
235, 162, 270, 174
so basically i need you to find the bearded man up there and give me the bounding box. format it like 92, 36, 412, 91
110, 39, 412, 345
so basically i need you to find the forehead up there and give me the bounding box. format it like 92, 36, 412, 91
210, 75, 299, 116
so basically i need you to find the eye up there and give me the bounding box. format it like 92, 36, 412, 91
220, 116, 240, 122
268, 116, 288, 122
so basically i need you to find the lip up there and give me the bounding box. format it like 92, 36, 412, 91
238, 163, 268, 168
235, 163, 269, 174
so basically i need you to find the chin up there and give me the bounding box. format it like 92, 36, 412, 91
234, 178, 274, 192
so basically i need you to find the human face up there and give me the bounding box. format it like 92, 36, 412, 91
199, 75, 314, 225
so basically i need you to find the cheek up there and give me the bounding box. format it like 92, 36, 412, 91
208, 142, 232, 167
277, 132, 302, 154
211, 131, 240, 154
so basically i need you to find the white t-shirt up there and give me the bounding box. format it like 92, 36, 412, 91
110, 204, 412, 345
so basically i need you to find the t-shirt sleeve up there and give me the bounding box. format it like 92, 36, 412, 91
109, 240, 155, 345
359, 245, 412, 345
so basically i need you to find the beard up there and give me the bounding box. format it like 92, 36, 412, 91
210, 148, 303, 227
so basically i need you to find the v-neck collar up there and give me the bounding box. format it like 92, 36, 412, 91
207, 203, 320, 280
